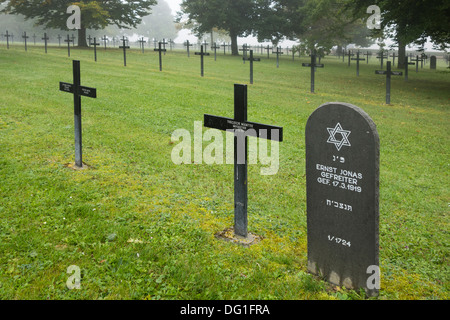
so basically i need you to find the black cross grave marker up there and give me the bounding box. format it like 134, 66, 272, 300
65, 34, 73, 57
351, 51, 365, 76
5, 31, 11, 49
211, 42, 220, 61
240, 44, 250, 64
87, 35, 92, 47
404, 56, 415, 81
119, 37, 130, 67
375, 61, 402, 104
272, 46, 284, 68
101, 35, 108, 50
59, 60, 97, 168
201, 40, 209, 53
347, 50, 355, 67
32, 33, 37, 46
412, 55, 423, 73
265, 45, 273, 59
195, 45, 210, 77
22, 31, 29, 52
90, 37, 100, 62
302, 53, 324, 93
222, 42, 231, 55
364, 51, 371, 64
243, 50, 260, 84
185, 40, 193, 57
376, 51, 388, 69
138, 37, 146, 53
42, 33, 49, 53
390, 52, 397, 67
161, 38, 168, 55
154, 42, 167, 71
204, 84, 283, 238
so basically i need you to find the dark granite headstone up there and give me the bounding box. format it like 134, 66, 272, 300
306, 102, 380, 297
430, 56, 437, 70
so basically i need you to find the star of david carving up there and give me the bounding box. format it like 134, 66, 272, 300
327, 123, 351, 151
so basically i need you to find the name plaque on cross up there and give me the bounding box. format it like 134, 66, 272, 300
306, 102, 380, 297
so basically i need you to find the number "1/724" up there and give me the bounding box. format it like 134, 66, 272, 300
328, 235, 351, 247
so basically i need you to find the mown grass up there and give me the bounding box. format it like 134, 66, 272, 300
0, 43, 449, 300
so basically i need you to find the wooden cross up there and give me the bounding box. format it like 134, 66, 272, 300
101, 35, 108, 50
59, 60, 97, 168
272, 46, 283, 68
243, 50, 260, 84
211, 42, 221, 61
302, 53, 324, 93
204, 84, 283, 237
351, 51, 365, 76
42, 33, 49, 53
119, 37, 130, 67
185, 40, 193, 57
154, 42, 167, 71
22, 31, 29, 52
90, 37, 100, 62
64, 34, 73, 57
195, 45, 210, 77
138, 37, 146, 53
375, 61, 402, 104
5, 30, 11, 49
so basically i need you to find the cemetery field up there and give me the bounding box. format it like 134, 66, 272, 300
0, 44, 449, 300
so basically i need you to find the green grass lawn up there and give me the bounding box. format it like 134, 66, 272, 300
0, 43, 448, 300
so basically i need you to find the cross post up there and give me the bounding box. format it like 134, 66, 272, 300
42, 33, 49, 53
90, 37, 100, 62
22, 31, 29, 52
413, 55, 423, 73
138, 37, 146, 53
119, 37, 130, 67
375, 61, 402, 104
347, 50, 355, 67
185, 40, 193, 57
376, 51, 388, 69
64, 35, 73, 57
351, 51, 365, 76
59, 60, 97, 168
302, 53, 324, 93
265, 45, 273, 59
364, 51, 371, 64
101, 35, 108, 50
87, 35, 92, 47
195, 45, 210, 77
240, 44, 250, 64
203, 84, 283, 238
154, 42, 167, 71
5, 31, 11, 49
211, 42, 220, 61
243, 50, 261, 84
272, 46, 283, 68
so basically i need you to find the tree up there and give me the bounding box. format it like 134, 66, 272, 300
1, 0, 157, 47
177, 0, 257, 55
350, 0, 450, 68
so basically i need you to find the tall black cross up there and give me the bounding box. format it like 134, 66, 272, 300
90, 37, 100, 62
390, 52, 397, 67
119, 37, 130, 67
59, 60, 97, 168
302, 53, 324, 93
351, 51, 365, 76
347, 50, 355, 67
211, 42, 220, 61
364, 51, 371, 64
138, 37, 146, 53
376, 51, 388, 68
272, 46, 283, 68
404, 56, 415, 81
101, 35, 108, 50
42, 33, 49, 53
195, 45, 210, 77
154, 42, 167, 71
185, 40, 193, 57
240, 44, 250, 64
375, 61, 402, 105
222, 43, 230, 55
204, 84, 283, 238
65, 34, 73, 57
413, 55, 423, 73
5, 31, 11, 49
22, 31, 29, 52
243, 50, 260, 84
265, 45, 273, 59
